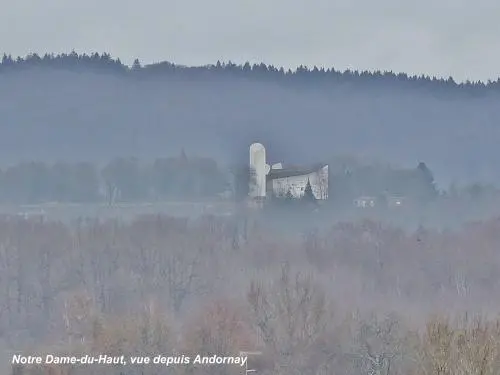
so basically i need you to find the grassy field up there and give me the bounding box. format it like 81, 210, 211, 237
0, 201, 236, 222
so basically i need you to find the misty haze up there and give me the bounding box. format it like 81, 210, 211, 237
2, 46, 500, 375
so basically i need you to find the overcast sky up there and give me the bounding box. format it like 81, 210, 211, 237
1, 0, 499, 82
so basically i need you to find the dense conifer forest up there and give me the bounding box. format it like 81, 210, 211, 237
1, 51, 499, 92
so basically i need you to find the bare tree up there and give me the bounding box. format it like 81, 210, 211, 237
164, 249, 203, 314
346, 314, 404, 375
247, 263, 332, 375
183, 299, 256, 375
62, 289, 96, 345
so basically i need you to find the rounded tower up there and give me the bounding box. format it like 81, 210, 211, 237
249, 143, 266, 198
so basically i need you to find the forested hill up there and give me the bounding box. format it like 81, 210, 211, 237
2, 52, 499, 91
1, 52, 500, 186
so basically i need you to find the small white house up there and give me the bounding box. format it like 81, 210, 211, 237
354, 196, 376, 208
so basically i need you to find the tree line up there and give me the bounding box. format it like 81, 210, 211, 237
0, 152, 497, 207
0, 153, 228, 204
1, 52, 499, 95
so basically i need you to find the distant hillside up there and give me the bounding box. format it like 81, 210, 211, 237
1, 52, 500, 186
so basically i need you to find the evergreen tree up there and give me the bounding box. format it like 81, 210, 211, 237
302, 179, 317, 203
417, 161, 438, 201
1, 53, 14, 67
132, 58, 141, 71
